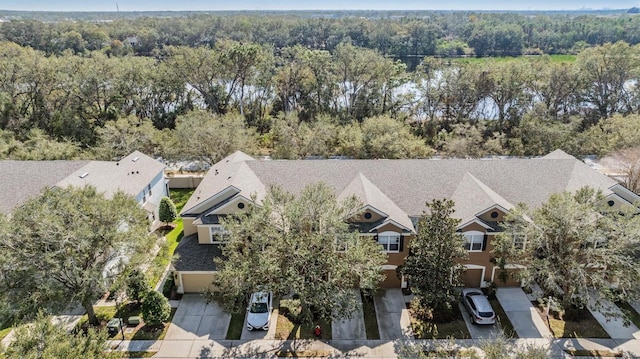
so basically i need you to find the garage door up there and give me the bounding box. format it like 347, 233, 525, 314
460, 268, 483, 287
380, 269, 402, 288
180, 272, 216, 293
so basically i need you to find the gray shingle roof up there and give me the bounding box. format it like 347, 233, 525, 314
0, 151, 164, 215
184, 150, 619, 224
0, 160, 89, 215
173, 234, 222, 271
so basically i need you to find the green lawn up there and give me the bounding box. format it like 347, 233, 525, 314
407, 302, 471, 339
361, 291, 380, 340
534, 303, 609, 338
226, 311, 245, 340
0, 325, 14, 340
275, 299, 332, 340
489, 299, 518, 338
148, 189, 194, 288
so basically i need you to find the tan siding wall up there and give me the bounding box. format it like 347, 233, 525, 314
494, 268, 523, 287
197, 226, 211, 244
477, 208, 507, 223
215, 199, 247, 215
183, 218, 196, 236
180, 273, 216, 293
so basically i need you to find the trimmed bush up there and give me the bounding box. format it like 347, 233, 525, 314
141, 291, 171, 326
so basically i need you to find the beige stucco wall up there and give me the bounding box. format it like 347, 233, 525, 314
167, 175, 204, 189
197, 226, 211, 244
183, 218, 196, 236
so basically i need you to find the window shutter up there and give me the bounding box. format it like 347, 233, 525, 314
399, 235, 404, 252
482, 234, 488, 251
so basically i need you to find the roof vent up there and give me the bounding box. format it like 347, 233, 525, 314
132, 156, 140, 162
79, 172, 89, 179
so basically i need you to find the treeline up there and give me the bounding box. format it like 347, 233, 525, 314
1, 40, 640, 163
3, 12, 640, 63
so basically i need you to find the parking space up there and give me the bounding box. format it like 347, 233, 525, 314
240, 298, 279, 340
332, 289, 366, 340
165, 294, 231, 340
496, 287, 551, 339
373, 288, 413, 340
458, 301, 502, 339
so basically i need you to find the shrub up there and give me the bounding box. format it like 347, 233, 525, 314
141, 290, 171, 326
158, 197, 177, 227
127, 269, 149, 304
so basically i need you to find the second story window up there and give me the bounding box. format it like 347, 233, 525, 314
513, 234, 526, 250
463, 231, 485, 252
378, 231, 400, 253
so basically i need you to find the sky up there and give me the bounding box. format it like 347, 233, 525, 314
0, 0, 638, 12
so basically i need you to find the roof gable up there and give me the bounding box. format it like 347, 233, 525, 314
450, 172, 514, 224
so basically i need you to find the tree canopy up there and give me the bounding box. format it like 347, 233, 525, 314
494, 187, 640, 312
208, 182, 387, 323
0, 186, 155, 325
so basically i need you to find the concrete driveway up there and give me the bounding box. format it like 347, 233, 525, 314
240, 298, 279, 340
373, 289, 413, 340
164, 294, 231, 340
332, 289, 366, 340
496, 287, 551, 339
587, 293, 640, 340
458, 301, 502, 339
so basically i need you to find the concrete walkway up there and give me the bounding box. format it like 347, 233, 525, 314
373, 289, 413, 340
332, 289, 366, 340
587, 293, 640, 340
496, 287, 551, 339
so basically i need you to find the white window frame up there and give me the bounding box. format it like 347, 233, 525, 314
209, 225, 226, 244
513, 233, 526, 250
334, 235, 349, 252
463, 231, 484, 252
378, 231, 400, 253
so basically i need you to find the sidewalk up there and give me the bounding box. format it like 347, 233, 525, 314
107, 337, 640, 358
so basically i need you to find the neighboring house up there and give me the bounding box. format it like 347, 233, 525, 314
174, 149, 639, 294
0, 151, 167, 225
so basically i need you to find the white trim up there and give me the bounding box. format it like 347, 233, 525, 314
463, 231, 485, 252
474, 204, 511, 218
458, 218, 493, 230
462, 264, 486, 287
381, 265, 398, 270
181, 186, 240, 216
369, 219, 414, 233
361, 205, 388, 218
210, 194, 252, 214
377, 231, 401, 253
609, 183, 640, 203
208, 225, 226, 244
490, 264, 526, 284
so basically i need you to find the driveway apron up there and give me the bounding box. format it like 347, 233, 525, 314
165, 294, 231, 341
458, 302, 502, 339
373, 288, 413, 340
496, 287, 551, 339
332, 289, 367, 340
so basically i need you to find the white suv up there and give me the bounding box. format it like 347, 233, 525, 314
246, 291, 272, 331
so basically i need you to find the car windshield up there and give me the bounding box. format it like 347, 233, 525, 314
250, 302, 268, 313
479, 311, 494, 318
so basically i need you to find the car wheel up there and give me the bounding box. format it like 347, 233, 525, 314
470, 314, 476, 324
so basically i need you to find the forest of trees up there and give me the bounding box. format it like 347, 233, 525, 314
1, 12, 640, 164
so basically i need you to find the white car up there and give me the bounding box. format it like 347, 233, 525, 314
461, 288, 496, 325
246, 291, 272, 331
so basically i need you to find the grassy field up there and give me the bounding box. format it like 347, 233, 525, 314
533, 303, 609, 338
